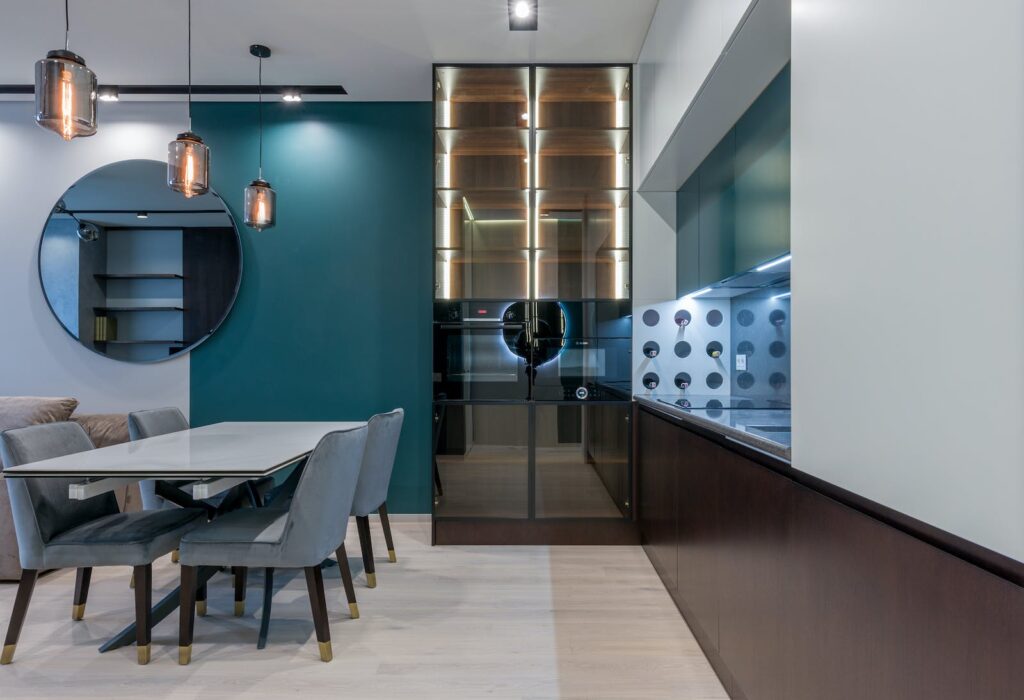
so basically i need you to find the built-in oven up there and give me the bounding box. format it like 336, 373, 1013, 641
433, 301, 530, 401
531, 301, 632, 401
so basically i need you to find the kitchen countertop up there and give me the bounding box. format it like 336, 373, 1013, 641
635, 395, 792, 462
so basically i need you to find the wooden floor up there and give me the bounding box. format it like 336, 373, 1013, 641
0, 517, 727, 699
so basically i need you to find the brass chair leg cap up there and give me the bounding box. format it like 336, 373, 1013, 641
197, 601, 207, 617
178, 645, 192, 666
0, 644, 15, 665
366, 572, 377, 588
72, 603, 86, 621
349, 602, 360, 619
388, 549, 397, 563
171, 550, 180, 564
234, 601, 245, 617
137, 644, 151, 665
318, 641, 333, 662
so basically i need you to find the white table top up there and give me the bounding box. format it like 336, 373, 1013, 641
1, 421, 366, 479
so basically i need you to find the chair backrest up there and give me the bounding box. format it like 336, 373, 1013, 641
351, 409, 405, 516
280, 425, 368, 566
128, 407, 190, 510
128, 407, 189, 441
0, 422, 118, 569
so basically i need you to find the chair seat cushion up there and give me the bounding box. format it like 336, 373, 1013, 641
179, 508, 292, 568
43, 508, 205, 568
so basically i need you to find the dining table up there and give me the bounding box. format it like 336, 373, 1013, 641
0, 420, 366, 653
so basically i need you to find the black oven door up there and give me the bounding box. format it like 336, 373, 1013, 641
433, 302, 530, 401
531, 336, 632, 401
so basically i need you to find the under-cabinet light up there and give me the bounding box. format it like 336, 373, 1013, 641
755, 254, 791, 272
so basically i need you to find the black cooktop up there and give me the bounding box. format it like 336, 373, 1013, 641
656, 394, 791, 411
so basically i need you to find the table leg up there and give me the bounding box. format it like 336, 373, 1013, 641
98, 566, 216, 653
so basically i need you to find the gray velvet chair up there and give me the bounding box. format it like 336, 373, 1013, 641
0, 422, 205, 665
351, 409, 404, 588
127, 407, 190, 512
177, 424, 368, 664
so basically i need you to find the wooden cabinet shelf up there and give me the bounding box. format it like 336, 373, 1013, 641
94, 273, 184, 280
94, 306, 185, 313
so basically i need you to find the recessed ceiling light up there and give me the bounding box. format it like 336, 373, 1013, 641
508, 0, 538, 30
136, 212, 148, 219
282, 90, 302, 102
98, 86, 119, 102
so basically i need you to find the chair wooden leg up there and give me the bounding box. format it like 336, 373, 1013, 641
196, 580, 208, 617
257, 568, 274, 650
233, 567, 248, 617
303, 566, 332, 662
72, 567, 92, 621
133, 564, 152, 665
335, 543, 359, 619
1, 569, 38, 665
356, 515, 376, 588
378, 502, 397, 563
179, 565, 197, 665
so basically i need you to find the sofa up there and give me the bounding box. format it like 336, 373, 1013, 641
0, 396, 141, 580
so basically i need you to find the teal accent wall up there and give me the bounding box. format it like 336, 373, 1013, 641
677, 65, 790, 296
189, 102, 433, 513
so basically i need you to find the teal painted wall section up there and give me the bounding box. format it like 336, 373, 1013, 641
189, 102, 433, 513
677, 65, 790, 296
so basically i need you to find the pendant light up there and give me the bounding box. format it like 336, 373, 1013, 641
34, 0, 97, 140
244, 44, 276, 230
167, 0, 209, 198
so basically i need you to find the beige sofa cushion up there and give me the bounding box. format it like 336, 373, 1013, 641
71, 413, 129, 449
0, 396, 79, 433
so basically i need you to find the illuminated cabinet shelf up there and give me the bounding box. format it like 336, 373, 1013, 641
434, 65, 631, 301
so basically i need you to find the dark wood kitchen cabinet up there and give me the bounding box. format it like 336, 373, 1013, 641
637, 402, 1024, 700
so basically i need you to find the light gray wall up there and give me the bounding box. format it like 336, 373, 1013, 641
791, 0, 1024, 560
0, 102, 191, 416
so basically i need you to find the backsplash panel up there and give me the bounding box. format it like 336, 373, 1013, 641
633, 287, 790, 402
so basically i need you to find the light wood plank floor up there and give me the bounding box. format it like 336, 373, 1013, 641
0, 517, 727, 699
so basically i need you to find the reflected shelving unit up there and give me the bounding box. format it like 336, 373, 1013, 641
432, 64, 634, 545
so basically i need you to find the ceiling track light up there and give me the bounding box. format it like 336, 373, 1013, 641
508, 0, 538, 31
167, 0, 210, 198
35, 0, 97, 140
282, 89, 302, 102
244, 44, 276, 231
97, 85, 119, 102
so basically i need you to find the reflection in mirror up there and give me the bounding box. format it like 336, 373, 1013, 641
38, 159, 242, 363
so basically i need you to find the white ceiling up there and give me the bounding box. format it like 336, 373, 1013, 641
1, 0, 658, 100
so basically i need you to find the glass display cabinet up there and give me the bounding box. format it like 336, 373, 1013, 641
432, 65, 633, 544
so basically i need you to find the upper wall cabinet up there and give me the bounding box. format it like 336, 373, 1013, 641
676, 66, 790, 297
435, 65, 631, 301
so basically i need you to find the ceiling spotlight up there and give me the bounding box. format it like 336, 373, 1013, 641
282, 90, 302, 102
98, 86, 119, 102
508, 0, 538, 30
136, 211, 148, 219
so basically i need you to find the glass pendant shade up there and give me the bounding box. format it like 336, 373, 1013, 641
167, 131, 210, 198
244, 179, 276, 230
34, 50, 97, 140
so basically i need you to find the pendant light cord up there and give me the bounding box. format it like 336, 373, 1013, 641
258, 55, 264, 179
187, 0, 193, 129
64, 0, 69, 50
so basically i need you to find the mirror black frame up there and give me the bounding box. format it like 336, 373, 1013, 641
36, 159, 243, 364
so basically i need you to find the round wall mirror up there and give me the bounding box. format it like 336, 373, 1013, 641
38, 159, 242, 363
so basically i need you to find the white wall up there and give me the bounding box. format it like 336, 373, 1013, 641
791, 0, 1024, 560
0, 102, 191, 416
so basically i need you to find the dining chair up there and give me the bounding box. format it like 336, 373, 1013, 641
177, 424, 368, 664
0, 422, 205, 665
351, 409, 404, 588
